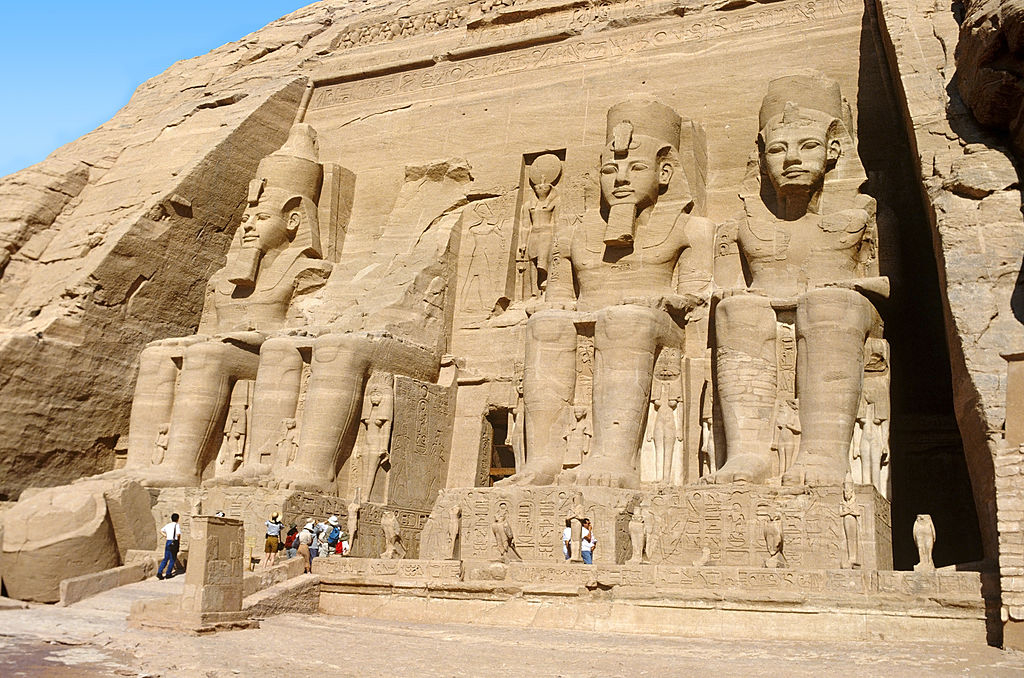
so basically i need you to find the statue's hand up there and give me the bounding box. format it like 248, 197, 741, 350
822, 276, 890, 299
215, 330, 266, 345
623, 293, 705, 315
149, 334, 209, 348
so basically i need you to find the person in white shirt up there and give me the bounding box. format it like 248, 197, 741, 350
580, 518, 596, 565
562, 519, 572, 560
157, 513, 181, 580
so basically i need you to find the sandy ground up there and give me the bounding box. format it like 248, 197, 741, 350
2, 578, 1024, 677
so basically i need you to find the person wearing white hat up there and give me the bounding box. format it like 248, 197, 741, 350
264, 511, 284, 569
326, 515, 342, 554
296, 522, 313, 573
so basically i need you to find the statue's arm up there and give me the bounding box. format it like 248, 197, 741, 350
676, 215, 716, 300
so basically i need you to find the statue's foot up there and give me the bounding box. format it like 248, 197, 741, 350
701, 454, 771, 484
781, 457, 846, 487
280, 476, 329, 493
558, 457, 638, 489
494, 465, 559, 487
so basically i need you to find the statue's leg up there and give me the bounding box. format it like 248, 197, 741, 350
150, 341, 259, 487
497, 309, 576, 486
125, 343, 180, 472
783, 288, 872, 486
709, 294, 777, 484
563, 305, 669, 489
248, 337, 304, 477
284, 334, 373, 493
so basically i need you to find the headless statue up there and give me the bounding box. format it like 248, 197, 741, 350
122, 123, 333, 487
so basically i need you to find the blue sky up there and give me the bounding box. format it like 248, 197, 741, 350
0, 2, 304, 177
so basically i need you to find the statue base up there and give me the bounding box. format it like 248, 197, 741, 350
421, 483, 891, 571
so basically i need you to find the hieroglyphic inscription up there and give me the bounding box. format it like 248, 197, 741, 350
387, 377, 455, 511
310, 0, 851, 112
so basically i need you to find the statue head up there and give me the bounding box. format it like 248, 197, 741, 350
228, 123, 325, 286
573, 405, 587, 420
843, 473, 855, 500
369, 389, 383, 406
529, 153, 562, 200
600, 99, 682, 246
284, 417, 296, 430
757, 72, 846, 212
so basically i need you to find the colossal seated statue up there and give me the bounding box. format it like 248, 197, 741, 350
121, 123, 334, 487
500, 99, 715, 489
709, 72, 888, 487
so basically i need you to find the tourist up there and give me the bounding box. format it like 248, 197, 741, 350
317, 518, 332, 557
562, 519, 572, 561
326, 515, 342, 554
296, 523, 313, 573
581, 518, 596, 565
307, 520, 320, 560
284, 524, 299, 559
264, 512, 284, 569
157, 513, 181, 580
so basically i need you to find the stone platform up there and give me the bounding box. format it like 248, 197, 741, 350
315, 558, 984, 642
423, 484, 890, 570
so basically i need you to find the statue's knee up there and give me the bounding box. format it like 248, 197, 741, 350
799, 288, 872, 331
260, 337, 301, 362
527, 311, 575, 343
312, 334, 373, 369
182, 341, 227, 369
596, 305, 660, 343
715, 294, 774, 343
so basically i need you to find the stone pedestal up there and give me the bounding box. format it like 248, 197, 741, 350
426, 483, 891, 571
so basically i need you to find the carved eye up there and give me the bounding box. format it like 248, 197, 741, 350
766, 144, 786, 155
257, 213, 271, 221
601, 164, 617, 175
801, 139, 822, 151
629, 162, 650, 172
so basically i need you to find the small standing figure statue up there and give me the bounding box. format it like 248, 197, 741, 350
380, 510, 406, 560
563, 405, 592, 467
913, 514, 936, 572
699, 390, 716, 478
491, 505, 521, 563
507, 378, 526, 473
627, 499, 652, 564
649, 387, 682, 483
153, 423, 169, 465
224, 406, 247, 462
773, 399, 800, 476
519, 153, 562, 298
361, 385, 394, 499
277, 418, 299, 465
762, 511, 786, 569
839, 474, 861, 569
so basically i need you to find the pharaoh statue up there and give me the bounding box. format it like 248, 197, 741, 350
563, 405, 592, 466
649, 386, 681, 483
710, 71, 888, 486
518, 153, 563, 298
500, 99, 715, 488
840, 475, 861, 569
276, 418, 299, 465
121, 122, 335, 487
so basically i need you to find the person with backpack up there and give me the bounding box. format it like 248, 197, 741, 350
283, 524, 299, 559
157, 513, 181, 580
326, 515, 342, 555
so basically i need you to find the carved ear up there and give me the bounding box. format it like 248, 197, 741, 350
659, 161, 674, 187
827, 138, 842, 165
283, 196, 303, 238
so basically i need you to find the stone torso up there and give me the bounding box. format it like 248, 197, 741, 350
570, 208, 688, 310
738, 197, 872, 299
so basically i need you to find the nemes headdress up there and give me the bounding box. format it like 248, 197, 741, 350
606, 99, 682, 153
247, 123, 325, 256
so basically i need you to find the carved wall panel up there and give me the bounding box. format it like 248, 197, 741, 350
387, 376, 456, 512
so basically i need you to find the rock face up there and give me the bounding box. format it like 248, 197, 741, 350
0, 0, 1021, 646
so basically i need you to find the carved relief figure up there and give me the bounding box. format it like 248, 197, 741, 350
152, 424, 169, 465
859, 338, 891, 496
447, 502, 462, 559
380, 510, 406, 559
913, 513, 936, 572
492, 505, 522, 563
501, 99, 714, 488
772, 398, 800, 475
627, 498, 653, 564
276, 418, 298, 465
519, 153, 563, 298
840, 475, 861, 569
360, 383, 394, 499
711, 72, 887, 486
347, 491, 361, 545
567, 490, 587, 563
563, 405, 592, 466
762, 511, 786, 568
122, 122, 334, 487
222, 406, 247, 467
